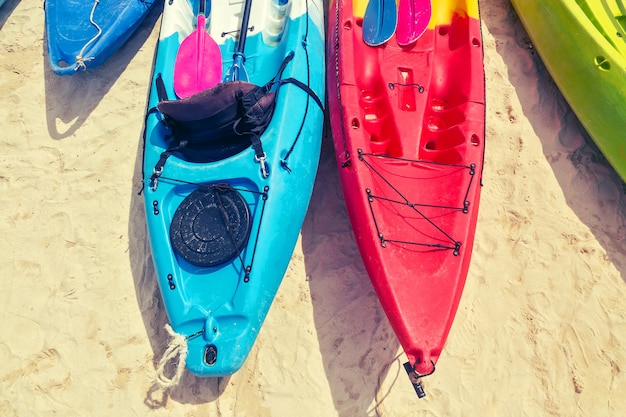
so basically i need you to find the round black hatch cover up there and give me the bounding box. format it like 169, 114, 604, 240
170, 185, 252, 267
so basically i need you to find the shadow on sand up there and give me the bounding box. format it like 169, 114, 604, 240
43, 3, 163, 140
483, 1, 626, 281
111, 4, 230, 407
127, 108, 231, 407
0, 0, 20, 30
301, 133, 405, 415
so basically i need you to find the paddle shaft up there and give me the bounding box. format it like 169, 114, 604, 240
225, 0, 253, 81
197, 0, 207, 53
236, 0, 253, 54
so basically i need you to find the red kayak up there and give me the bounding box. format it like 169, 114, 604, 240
327, 0, 485, 396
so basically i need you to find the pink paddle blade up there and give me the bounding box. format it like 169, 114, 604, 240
397, 0, 431, 46
174, 14, 222, 99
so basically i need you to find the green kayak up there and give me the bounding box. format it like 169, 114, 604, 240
511, 0, 626, 181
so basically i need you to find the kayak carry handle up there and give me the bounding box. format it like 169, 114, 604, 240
403, 360, 435, 399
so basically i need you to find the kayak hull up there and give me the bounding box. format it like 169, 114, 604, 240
143, 0, 325, 377
44, 0, 157, 75
327, 0, 485, 382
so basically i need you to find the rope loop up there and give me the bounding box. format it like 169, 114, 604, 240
75, 0, 102, 70
154, 324, 188, 389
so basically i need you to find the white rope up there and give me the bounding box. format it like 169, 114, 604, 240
154, 324, 188, 389
76, 0, 103, 70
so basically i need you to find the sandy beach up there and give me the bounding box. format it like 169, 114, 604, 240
1, 0, 625, 415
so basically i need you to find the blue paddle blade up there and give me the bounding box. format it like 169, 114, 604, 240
363, 0, 398, 46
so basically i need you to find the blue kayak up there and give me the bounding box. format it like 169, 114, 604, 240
142, 0, 325, 380
44, 0, 157, 75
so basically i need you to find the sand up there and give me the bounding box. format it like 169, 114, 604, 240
1, 0, 625, 415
